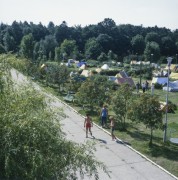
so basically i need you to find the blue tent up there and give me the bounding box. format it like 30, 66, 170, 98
77, 61, 87, 68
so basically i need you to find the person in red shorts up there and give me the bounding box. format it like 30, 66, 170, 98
84, 113, 93, 138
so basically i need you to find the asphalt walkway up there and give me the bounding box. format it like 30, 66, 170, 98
50, 98, 178, 180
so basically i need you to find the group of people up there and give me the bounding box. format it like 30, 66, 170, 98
84, 105, 116, 141
136, 80, 149, 93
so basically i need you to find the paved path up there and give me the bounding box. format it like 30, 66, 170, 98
50, 98, 178, 180
11, 69, 178, 180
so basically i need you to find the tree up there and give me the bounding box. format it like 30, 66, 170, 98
75, 76, 109, 111
43, 35, 58, 60
111, 83, 133, 130
85, 38, 103, 60
0, 59, 108, 179
0, 44, 5, 53
97, 52, 108, 62
55, 21, 70, 45
55, 64, 70, 92
11, 21, 23, 48
145, 32, 161, 45
59, 39, 78, 59
20, 33, 34, 59
3, 31, 16, 52
161, 36, 177, 56
128, 94, 163, 145
107, 50, 118, 61
131, 34, 145, 55
144, 41, 161, 63
96, 34, 113, 53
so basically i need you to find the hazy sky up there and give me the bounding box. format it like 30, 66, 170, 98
1, 0, 178, 30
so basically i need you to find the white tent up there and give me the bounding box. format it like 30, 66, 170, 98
79, 64, 86, 70
163, 80, 178, 92
101, 64, 109, 70
152, 77, 167, 85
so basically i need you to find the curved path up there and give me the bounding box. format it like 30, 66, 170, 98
11, 69, 178, 180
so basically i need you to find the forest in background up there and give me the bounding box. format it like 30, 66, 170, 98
0, 18, 178, 64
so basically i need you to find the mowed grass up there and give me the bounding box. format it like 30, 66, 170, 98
86, 88, 178, 177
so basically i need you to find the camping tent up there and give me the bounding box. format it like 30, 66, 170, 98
164, 64, 176, 71
81, 70, 92, 77
79, 64, 86, 70
95, 68, 102, 73
163, 80, 178, 92
101, 64, 109, 70
115, 77, 135, 87
77, 61, 87, 68
170, 72, 178, 79
152, 77, 167, 85
115, 71, 128, 78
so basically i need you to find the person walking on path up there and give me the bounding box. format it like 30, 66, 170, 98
142, 82, 146, 93
110, 116, 116, 141
135, 82, 140, 93
100, 105, 108, 128
84, 113, 93, 138
145, 80, 149, 91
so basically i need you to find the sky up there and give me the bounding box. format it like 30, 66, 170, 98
1, 0, 178, 30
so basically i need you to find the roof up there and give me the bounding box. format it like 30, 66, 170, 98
115, 77, 135, 87
115, 71, 128, 78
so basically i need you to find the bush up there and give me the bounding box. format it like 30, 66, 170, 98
154, 83, 162, 89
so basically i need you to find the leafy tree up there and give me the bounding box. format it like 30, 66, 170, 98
107, 50, 118, 61
3, 31, 16, 52
11, 21, 23, 48
0, 59, 108, 179
97, 52, 108, 62
75, 76, 109, 111
30, 22, 49, 42
55, 21, 70, 45
43, 35, 58, 60
60, 39, 78, 59
85, 38, 103, 60
145, 32, 161, 45
97, 18, 116, 35
0, 44, 5, 53
20, 33, 34, 59
47, 21, 55, 35
144, 41, 161, 63
96, 34, 113, 53
55, 64, 70, 92
33, 42, 41, 63
128, 94, 163, 145
161, 36, 177, 56
131, 34, 145, 55
111, 83, 133, 130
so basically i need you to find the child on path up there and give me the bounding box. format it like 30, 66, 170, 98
110, 116, 116, 141
84, 114, 93, 138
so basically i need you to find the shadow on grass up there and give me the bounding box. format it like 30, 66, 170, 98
149, 143, 178, 161
126, 130, 162, 142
